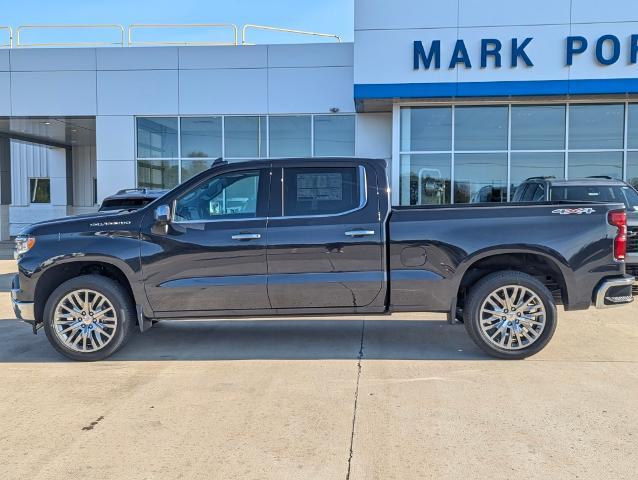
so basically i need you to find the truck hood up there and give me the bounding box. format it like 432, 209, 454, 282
19, 210, 143, 237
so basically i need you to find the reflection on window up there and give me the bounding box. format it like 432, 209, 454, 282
29, 178, 51, 204
224, 116, 267, 158
137, 117, 178, 158
269, 116, 311, 157
454, 153, 508, 203
569, 104, 625, 149
137, 160, 179, 190
283, 167, 359, 216
314, 115, 355, 156
628, 105, 638, 150
174, 170, 260, 221
455, 106, 508, 151
511, 105, 565, 150
568, 152, 623, 179
400, 107, 452, 152
180, 117, 222, 158
399, 154, 451, 205
510, 152, 565, 199
628, 152, 638, 190
181, 159, 214, 182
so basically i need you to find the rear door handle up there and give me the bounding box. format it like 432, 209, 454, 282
231, 233, 261, 241
345, 230, 375, 237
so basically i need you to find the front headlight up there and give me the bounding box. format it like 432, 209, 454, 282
15, 236, 36, 258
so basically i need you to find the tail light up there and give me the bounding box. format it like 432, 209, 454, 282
608, 210, 627, 261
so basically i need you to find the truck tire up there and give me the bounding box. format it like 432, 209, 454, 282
463, 271, 557, 360
43, 275, 136, 361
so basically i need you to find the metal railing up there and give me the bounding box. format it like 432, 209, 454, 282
128, 24, 238, 46
0, 23, 341, 48
0, 26, 12, 48
242, 24, 341, 45
16, 24, 125, 47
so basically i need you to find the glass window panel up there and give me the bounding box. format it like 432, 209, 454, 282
569, 104, 624, 149
269, 116, 311, 157
137, 117, 177, 158
511, 105, 566, 150
180, 117, 222, 158
400, 107, 452, 151
510, 152, 565, 199
568, 151, 623, 179
224, 116, 267, 158
29, 178, 51, 203
137, 160, 179, 189
454, 106, 508, 151
181, 159, 215, 182
283, 167, 359, 216
628, 152, 638, 189
174, 170, 260, 221
399, 154, 452, 205
314, 115, 355, 156
627, 104, 638, 149
454, 153, 508, 203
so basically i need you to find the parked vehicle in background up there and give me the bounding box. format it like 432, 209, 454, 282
513, 176, 638, 293
98, 188, 167, 213
11, 159, 634, 361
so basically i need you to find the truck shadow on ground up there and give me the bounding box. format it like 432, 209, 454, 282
0, 318, 491, 362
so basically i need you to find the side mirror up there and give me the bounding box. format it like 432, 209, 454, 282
154, 204, 171, 224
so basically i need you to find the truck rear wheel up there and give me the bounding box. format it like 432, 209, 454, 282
43, 275, 136, 361
463, 271, 557, 359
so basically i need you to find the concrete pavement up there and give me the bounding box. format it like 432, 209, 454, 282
0, 259, 637, 479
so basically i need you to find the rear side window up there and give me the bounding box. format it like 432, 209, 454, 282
283, 166, 361, 216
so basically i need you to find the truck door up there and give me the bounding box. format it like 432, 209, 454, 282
140, 166, 272, 314
266, 162, 384, 310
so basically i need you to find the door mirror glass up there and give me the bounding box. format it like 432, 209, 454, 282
154, 204, 171, 224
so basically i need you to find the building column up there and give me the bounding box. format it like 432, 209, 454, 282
0, 136, 11, 240
96, 116, 136, 202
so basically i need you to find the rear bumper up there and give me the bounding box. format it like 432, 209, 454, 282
595, 275, 635, 309
10, 274, 35, 322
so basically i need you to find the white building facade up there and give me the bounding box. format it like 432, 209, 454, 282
1, 0, 638, 237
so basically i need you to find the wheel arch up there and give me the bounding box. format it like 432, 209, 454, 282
33, 258, 142, 324
454, 247, 571, 312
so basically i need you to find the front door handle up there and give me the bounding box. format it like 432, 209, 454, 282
345, 230, 375, 237
231, 233, 261, 241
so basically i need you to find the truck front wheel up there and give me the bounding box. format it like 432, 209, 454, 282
463, 271, 557, 359
43, 275, 136, 361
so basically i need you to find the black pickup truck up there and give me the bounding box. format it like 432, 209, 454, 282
11, 158, 634, 361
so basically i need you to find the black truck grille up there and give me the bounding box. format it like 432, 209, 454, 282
628, 227, 638, 254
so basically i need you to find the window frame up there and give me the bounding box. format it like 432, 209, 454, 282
28, 177, 51, 204
396, 101, 638, 206
135, 114, 357, 188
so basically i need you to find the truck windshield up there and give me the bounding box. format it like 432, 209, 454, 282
550, 185, 638, 211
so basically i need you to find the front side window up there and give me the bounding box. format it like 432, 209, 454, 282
29, 178, 51, 204
174, 170, 260, 222
283, 167, 360, 216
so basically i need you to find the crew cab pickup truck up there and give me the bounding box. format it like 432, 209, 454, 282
11, 158, 635, 361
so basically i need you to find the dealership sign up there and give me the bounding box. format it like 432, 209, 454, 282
413, 35, 638, 70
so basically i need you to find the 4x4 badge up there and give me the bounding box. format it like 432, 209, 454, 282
551, 208, 596, 215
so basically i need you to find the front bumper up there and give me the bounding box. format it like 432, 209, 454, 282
595, 275, 635, 309
10, 274, 35, 322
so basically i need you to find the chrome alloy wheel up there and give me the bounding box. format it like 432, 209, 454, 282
479, 285, 547, 351
52, 289, 118, 353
